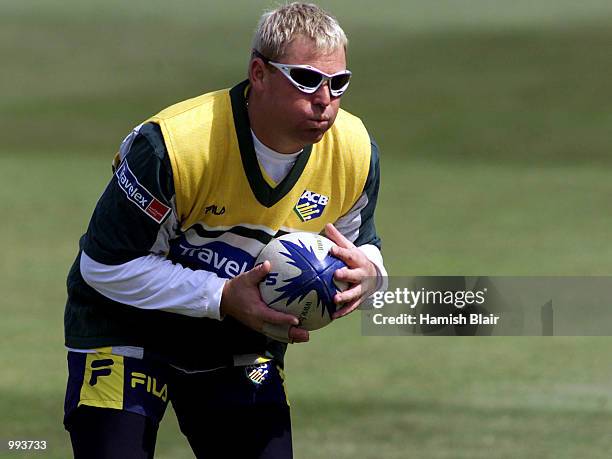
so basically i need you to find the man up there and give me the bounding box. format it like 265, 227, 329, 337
63, 3, 386, 458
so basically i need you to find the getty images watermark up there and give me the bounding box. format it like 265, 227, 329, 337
371, 286, 496, 326
362, 277, 612, 336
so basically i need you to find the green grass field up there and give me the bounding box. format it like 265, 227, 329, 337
2, 1, 612, 457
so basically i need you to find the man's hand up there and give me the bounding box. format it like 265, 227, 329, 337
220, 260, 309, 343
325, 223, 379, 319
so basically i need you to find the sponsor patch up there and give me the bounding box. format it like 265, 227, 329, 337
245, 362, 271, 385
170, 239, 255, 279
115, 161, 171, 223
294, 189, 329, 222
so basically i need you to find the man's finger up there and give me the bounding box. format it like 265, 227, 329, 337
331, 246, 364, 270
288, 326, 309, 343
335, 284, 363, 304
259, 304, 300, 326
262, 323, 309, 343
325, 223, 355, 249
334, 266, 364, 284
262, 323, 291, 343
332, 298, 361, 319
248, 260, 271, 283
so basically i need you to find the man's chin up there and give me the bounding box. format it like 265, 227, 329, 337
301, 128, 328, 145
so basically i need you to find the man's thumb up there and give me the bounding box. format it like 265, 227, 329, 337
249, 260, 271, 283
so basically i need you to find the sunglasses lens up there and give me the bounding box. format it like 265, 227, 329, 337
289, 68, 323, 89
330, 73, 351, 91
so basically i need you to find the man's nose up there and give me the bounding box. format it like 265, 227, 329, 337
312, 80, 332, 107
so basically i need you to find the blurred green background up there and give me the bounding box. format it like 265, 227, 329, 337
2, 1, 612, 457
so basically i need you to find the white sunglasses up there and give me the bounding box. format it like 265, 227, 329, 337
253, 50, 352, 97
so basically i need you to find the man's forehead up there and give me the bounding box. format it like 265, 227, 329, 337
281, 37, 346, 66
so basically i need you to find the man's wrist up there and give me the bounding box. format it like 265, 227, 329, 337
201, 276, 229, 321
219, 278, 233, 319
357, 244, 387, 292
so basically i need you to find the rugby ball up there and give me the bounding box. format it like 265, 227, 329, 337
257, 232, 348, 330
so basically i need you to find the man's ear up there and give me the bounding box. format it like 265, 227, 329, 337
248, 58, 266, 91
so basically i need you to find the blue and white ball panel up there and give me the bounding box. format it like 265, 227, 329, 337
257, 232, 348, 330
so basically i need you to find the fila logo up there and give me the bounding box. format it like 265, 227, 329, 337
294, 190, 329, 222
204, 204, 226, 215
131, 372, 168, 402
89, 359, 114, 386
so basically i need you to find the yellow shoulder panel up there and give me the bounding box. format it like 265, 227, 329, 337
144, 89, 235, 225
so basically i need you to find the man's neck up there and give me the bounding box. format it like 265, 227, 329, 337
247, 96, 304, 154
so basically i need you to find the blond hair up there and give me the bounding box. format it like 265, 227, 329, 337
252, 2, 348, 61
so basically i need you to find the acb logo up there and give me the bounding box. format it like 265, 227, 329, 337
294, 190, 329, 222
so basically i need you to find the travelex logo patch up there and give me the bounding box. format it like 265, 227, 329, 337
116, 161, 171, 223
245, 362, 271, 385
294, 190, 329, 222
171, 240, 255, 279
